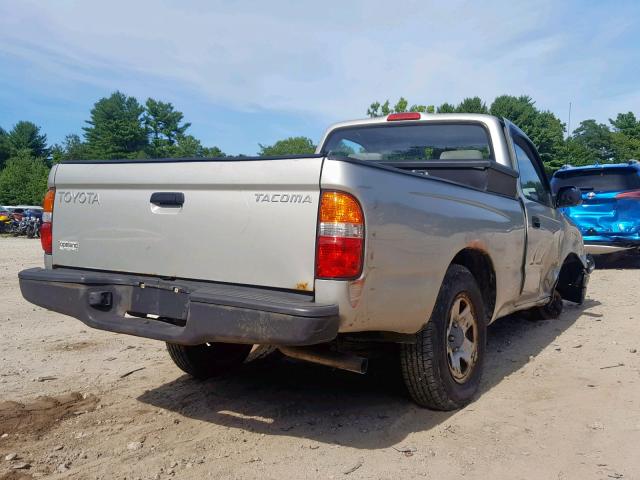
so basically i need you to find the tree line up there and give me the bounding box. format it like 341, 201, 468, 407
1, 91, 638, 205
0, 91, 313, 204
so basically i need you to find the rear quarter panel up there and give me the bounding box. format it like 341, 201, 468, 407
316, 159, 526, 334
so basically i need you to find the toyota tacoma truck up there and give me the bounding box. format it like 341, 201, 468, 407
19, 113, 592, 411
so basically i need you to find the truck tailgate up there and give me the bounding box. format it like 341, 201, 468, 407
51, 158, 323, 291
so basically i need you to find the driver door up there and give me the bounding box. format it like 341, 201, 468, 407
511, 134, 563, 304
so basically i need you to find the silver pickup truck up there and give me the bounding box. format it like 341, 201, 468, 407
19, 113, 592, 410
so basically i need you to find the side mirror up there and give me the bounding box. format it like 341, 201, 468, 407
555, 186, 582, 208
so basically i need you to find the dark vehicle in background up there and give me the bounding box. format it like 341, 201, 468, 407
552, 161, 640, 255
0, 206, 44, 236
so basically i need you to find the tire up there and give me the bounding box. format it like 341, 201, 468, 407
534, 289, 564, 320
166, 342, 253, 379
401, 264, 486, 410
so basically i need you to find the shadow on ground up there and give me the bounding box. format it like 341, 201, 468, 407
593, 251, 640, 270
138, 299, 600, 450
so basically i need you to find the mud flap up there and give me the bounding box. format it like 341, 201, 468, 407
556, 258, 592, 304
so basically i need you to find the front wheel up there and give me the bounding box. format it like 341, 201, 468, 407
166, 342, 253, 379
534, 289, 564, 320
401, 264, 486, 410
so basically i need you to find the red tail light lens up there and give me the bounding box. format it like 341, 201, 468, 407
40, 223, 52, 254
316, 191, 364, 279
41, 188, 55, 254
615, 190, 640, 199
387, 112, 421, 121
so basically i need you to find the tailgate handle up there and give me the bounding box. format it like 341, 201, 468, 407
150, 192, 185, 207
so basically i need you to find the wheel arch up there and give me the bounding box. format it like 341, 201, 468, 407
450, 248, 497, 323
556, 252, 588, 304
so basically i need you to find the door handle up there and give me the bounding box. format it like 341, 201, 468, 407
532, 216, 541, 228
150, 192, 185, 207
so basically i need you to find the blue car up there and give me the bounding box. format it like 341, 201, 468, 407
551, 161, 640, 255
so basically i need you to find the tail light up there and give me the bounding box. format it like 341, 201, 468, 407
615, 190, 640, 199
41, 188, 55, 254
316, 191, 364, 279
387, 112, 421, 121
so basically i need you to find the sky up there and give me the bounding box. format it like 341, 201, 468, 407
0, 0, 639, 155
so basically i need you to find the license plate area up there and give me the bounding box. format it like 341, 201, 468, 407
129, 287, 189, 326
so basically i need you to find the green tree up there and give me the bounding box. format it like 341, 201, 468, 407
51, 134, 91, 164
259, 136, 316, 156
368, 98, 435, 117
366, 101, 382, 117
393, 97, 408, 113
528, 111, 566, 164
0, 127, 10, 170
203, 145, 225, 157
456, 97, 488, 114
0, 149, 50, 204
7, 121, 49, 157
610, 112, 640, 139
144, 99, 191, 157
166, 135, 225, 158
380, 101, 392, 116
83, 91, 148, 159
367, 100, 392, 117
571, 119, 613, 163
409, 104, 435, 113
549, 138, 594, 171
611, 131, 640, 161
489, 95, 538, 127
437, 103, 456, 113
171, 135, 205, 157
490, 95, 565, 164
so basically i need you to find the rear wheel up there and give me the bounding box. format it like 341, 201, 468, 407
166, 342, 252, 379
401, 264, 486, 410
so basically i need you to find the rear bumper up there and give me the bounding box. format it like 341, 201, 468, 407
19, 268, 339, 346
583, 236, 640, 255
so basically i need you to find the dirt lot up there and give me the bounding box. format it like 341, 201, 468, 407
1, 237, 639, 480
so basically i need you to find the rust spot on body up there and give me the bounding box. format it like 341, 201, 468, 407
466, 239, 488, 252
296, 282, 310, 291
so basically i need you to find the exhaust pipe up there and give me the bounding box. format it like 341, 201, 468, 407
279, 346, 368, 374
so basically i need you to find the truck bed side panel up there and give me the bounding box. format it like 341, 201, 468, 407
316, 159, 526, 334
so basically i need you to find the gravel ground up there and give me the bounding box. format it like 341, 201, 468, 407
1, 236, 639, 479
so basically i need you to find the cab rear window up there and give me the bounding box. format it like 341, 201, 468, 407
552, 167, 640, 193
322, 123, 492, 163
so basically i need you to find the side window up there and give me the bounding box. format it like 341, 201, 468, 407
514, 142, 552, 206
330, 139, 365, 157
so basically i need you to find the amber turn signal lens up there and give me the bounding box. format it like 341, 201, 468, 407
319, 191, 364, 225
43, 188, 55, 213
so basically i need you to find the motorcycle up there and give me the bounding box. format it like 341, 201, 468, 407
0, 208, 43, 237
11, 216, 28, 236
0, 211, 11, 234
13, 210, 42, 237
25, 216, 41, 238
